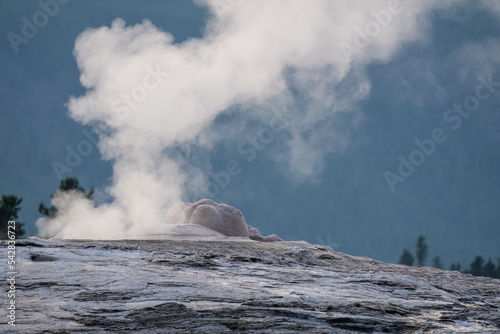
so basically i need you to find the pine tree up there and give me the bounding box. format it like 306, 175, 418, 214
467, 256, 484, 276
398, 249, 414, 266
449, 262, 461, 272
496, 258, 500, 279
0, 195, 26, 238
483, 258, 496, 278
416, 235, 428, 266
39, 177, 93, 218
432, 256, 442, 269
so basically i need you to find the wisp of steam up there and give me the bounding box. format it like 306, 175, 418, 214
37, 0, 452, 239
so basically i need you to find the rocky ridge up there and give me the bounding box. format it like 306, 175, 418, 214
2, 237, 500, 333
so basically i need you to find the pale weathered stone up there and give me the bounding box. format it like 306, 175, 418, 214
166, 199, 281, 241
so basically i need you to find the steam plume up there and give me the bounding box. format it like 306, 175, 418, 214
38, 0, 446, 239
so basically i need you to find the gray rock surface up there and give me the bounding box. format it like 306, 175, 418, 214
3, 237, 500, 333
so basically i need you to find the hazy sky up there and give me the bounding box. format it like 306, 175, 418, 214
1, 0, 499, 266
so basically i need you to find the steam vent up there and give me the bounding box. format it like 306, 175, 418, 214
6, 201, 500, 332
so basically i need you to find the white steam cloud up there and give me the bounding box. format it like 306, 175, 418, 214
38, 0, 449, 239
